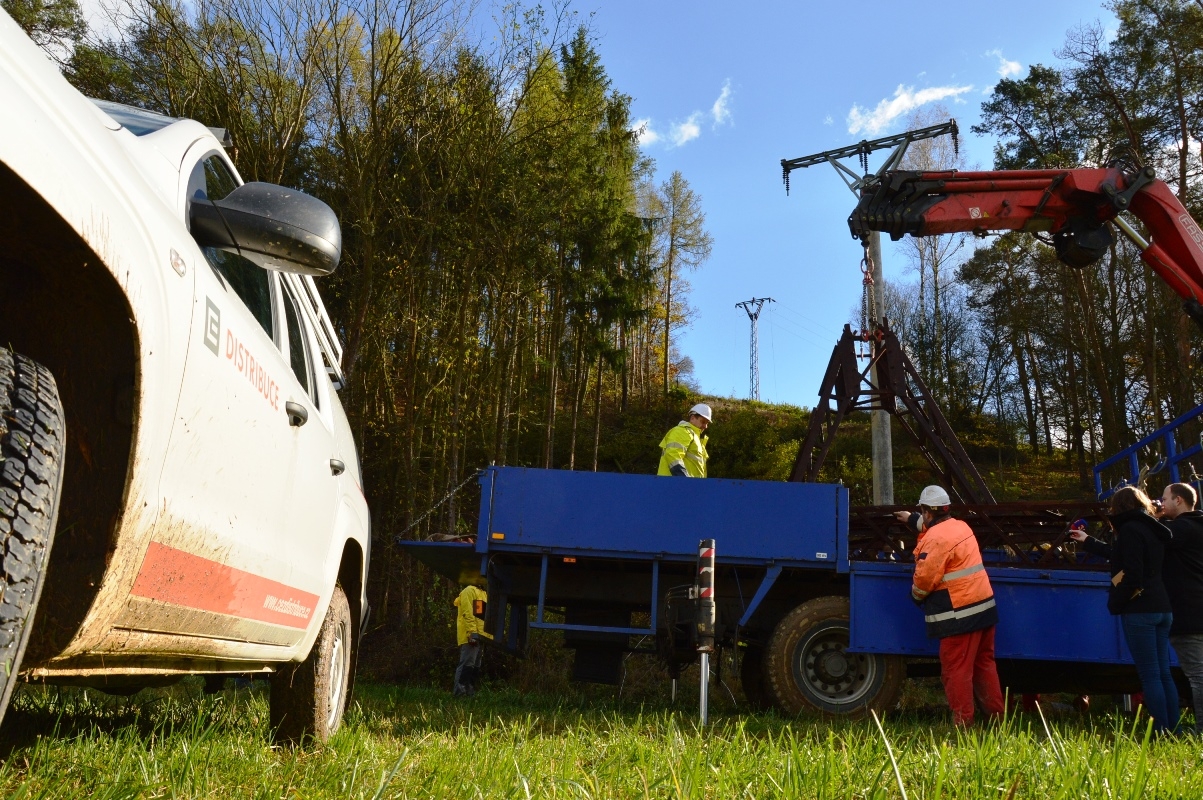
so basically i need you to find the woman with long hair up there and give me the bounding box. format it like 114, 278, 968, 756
1071, 486, 1179, 733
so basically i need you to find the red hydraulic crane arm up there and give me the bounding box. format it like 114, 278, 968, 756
848, 165, 1203, 308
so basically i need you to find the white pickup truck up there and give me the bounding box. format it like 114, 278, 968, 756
0, 11, 370, 742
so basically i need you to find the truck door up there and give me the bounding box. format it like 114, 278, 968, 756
276, 274, 340, 599
126, 150, 314, 649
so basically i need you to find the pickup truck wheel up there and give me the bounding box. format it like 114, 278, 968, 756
765, 596, 903, 716
270, 584, 353, 745
0, 348, 66, 726
739, 647, 772, 710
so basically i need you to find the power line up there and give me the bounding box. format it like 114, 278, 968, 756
765, 303, 840, 348
773, 301, 846, 342
766, 318, 829, 350
735, 297, 774, 400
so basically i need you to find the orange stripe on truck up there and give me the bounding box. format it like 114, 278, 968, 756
131, 541, 318, 629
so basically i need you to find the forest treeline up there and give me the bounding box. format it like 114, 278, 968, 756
883, 0, 1203, 494
3, 0, 721, 635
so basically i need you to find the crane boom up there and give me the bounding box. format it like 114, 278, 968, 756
847, 164, 1203, 318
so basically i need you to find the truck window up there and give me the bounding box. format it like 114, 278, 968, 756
201, 156, 238, 201
205, 248, 274, 337
282, 281, 317, 406
186, 154, 274, 339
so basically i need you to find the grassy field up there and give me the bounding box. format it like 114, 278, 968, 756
1, 679, 1201, 799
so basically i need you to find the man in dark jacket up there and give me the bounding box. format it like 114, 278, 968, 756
1160, 482, 1203, 733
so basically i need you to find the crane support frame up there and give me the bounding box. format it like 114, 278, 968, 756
789, 321, 995, 504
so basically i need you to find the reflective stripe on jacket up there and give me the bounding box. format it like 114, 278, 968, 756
657, 421, 708, 477
454, 585, 492, 646
911, 517, 998, 638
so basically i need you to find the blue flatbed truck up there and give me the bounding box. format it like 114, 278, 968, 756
402, 466, 1151, 714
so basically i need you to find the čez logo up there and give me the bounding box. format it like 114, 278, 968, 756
204, 298, 221, 355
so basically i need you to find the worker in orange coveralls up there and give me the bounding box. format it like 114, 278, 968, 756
895, 485, 1006, 726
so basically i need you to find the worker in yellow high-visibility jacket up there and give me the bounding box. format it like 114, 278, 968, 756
453, 584, 491, 696
657, 404, 712, 478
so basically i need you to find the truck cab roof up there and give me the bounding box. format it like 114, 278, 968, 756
91, 98, 232, 146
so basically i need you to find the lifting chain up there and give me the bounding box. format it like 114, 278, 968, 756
859, 244, 877, 359
395, 469, 483, 542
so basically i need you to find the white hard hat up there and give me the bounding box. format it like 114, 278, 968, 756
918, 485, 951, 507
689, 403, 713, 422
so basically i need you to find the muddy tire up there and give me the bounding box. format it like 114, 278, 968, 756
739, 647, 772, 710
270, 584, 354, 745
0, 349, 66, 725
764, 596, 904, 716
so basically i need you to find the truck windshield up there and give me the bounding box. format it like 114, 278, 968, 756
90, 99, 177, 136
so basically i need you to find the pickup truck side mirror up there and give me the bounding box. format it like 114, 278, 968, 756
189, 182, 342, 276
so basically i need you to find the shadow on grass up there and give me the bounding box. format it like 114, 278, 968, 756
0, 678, 271, 757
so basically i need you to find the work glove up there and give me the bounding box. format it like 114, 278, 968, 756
669, 463, 688, 478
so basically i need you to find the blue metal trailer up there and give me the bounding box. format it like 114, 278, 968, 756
402, 466, 1148, 714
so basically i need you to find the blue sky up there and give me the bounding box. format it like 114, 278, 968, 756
583, 0, 1116, 409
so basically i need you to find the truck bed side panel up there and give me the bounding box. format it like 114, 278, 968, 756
850, 561, 1131, 664
479, 467, 843, 565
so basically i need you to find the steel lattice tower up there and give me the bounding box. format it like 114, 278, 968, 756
735, 297, 773, 400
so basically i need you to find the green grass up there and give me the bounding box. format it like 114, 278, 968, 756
2, 680, 1202, 798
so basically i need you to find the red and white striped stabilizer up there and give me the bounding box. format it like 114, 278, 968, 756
695, 538, 717, 651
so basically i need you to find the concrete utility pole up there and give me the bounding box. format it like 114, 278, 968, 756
736, 297, 774, 401
780, 120, 959, 505
865, 233, 892, 505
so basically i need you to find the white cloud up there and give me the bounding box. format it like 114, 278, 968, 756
847, 84, 973, 135
634, 83, 729, 149
711, 80, 732, 126
669, 113, 702, 147
632, 118, 660, 146
986, 48, 1022, 78
823, 114, 833, 126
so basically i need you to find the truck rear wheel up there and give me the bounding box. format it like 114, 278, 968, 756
0, 348, 66, 726
765, 596, 903, 716
270, 584, 354, 744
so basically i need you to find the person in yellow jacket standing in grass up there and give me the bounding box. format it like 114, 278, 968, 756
658, 404, 712, 478
453, 584, 491, 696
